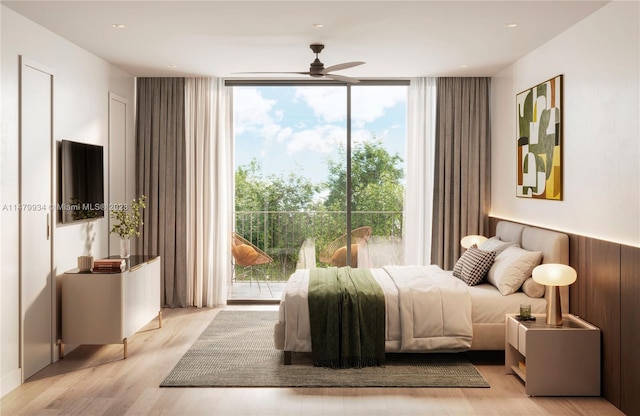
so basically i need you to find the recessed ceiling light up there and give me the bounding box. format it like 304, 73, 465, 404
112, 24, 126, 28
312, 23, 324, 28
460, 64, 468, 68
168, 65, 177, 68
505, 23, 518, 28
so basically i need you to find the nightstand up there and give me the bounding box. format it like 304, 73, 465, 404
505, 313, 600, 396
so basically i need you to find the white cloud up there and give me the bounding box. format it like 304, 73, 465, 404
351, 86, 407, 127
286, 124, 345, 155
234, 85, 406, 162
233, 88, 285, 142
294, 87, 346, 123
293, 85, 406, 127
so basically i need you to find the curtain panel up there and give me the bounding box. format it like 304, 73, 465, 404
136, 77, 188, 308
431, 77, 491, 270
184, 78, 232, 307
404, 77, 437, 265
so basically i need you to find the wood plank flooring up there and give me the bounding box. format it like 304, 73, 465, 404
1, 306, 624, 416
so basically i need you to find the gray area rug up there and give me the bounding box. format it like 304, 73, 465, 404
161, 310, 490, 388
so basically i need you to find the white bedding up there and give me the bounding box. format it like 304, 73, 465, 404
279, 265, 474, 353
275, 220, 570, 355
467, 283, 546, 323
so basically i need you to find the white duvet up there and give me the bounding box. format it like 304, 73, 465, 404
278, 265, 473, 353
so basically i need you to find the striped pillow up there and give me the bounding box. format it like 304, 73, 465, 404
453, 245, 497, 286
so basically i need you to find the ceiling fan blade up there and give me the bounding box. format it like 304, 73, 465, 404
231, 71, 310, 75
324, 73, 360, 84
322, 61, 365, 74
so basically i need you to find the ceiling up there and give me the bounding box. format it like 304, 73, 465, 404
2, 1, 609, 80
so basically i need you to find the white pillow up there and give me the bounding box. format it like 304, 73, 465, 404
487, 246, 542, 295
521, 277, 545, 298
478, 236, 519, 255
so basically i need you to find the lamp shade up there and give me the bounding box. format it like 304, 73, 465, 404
460, 235, 488, 249
532, 263, 577, 286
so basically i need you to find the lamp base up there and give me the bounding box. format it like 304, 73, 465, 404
546, 285, 563, 325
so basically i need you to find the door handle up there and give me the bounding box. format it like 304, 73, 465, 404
46, 212, 50, 240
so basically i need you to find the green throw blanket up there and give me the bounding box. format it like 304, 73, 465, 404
308, 267, 385, 369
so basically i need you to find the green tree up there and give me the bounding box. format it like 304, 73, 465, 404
235, 158, 318, 212
322, 139, 405, 248
324, 139, 404, 213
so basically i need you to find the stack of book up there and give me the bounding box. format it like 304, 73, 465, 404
92, 259, 126, 273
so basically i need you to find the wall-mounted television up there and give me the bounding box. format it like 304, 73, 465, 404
60, 140, 105, 223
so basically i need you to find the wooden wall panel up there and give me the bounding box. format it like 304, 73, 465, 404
568, 234, 587, 317
621, 245, 640, 416
489, 216, 639, 413
584, 239, 621, 407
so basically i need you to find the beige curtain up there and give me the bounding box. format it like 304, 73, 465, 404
404, 77, 437, 265
431, 77, 491, 270
136, 77, 188, 307
184, 78, 232, 307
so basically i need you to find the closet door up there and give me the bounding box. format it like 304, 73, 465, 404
20, 57, 54, 380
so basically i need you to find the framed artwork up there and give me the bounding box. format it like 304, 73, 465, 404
516, 75, 563, 200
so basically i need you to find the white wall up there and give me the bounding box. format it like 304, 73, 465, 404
1, 5, 135, 396
491, 1, 639, 247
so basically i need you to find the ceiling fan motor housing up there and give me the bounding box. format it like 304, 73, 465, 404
310, 59, 324, 76
309, 44, 326, 76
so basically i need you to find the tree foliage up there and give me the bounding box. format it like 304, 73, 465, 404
234, 140, 404, 278
324, 139, 404, 213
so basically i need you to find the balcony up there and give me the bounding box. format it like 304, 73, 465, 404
230, 210, 403, 300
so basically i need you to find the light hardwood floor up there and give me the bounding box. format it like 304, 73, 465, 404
1, 306, 624, 416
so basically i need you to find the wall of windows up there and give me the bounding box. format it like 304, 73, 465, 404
230, 81, 408, 297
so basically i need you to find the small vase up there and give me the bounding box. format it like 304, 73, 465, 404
120, 237, 131, 258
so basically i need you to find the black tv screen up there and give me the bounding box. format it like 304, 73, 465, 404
60, 140, 105, 223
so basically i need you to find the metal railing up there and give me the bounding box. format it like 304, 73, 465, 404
233, 210, 403, 282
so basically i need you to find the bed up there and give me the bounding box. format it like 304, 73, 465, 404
274, 220, 569, 364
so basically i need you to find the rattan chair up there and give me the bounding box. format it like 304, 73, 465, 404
231, 232, 273, 295
319, 226, 372, 267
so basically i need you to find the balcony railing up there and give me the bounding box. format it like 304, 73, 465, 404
233, 210, 403, 282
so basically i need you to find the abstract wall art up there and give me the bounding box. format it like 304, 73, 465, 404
516, 75, 563, 200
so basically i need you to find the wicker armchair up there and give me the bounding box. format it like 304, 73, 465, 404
319, 226, 372, 267
231, 232, 273, 294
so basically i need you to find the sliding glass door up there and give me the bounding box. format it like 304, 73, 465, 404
230, 81, 407, 299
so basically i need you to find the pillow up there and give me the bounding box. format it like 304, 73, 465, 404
453, 245, 497, 286
478, 236, 519, 255
521, 277, 545, 298
487, 246, 542, 295
331, 244, 359, 267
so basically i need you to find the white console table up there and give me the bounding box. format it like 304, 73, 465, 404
61, 255, 161, 359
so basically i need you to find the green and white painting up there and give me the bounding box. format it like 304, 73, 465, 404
516, 75, 563, 200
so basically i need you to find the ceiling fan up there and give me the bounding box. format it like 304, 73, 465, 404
234, 44, 365, 83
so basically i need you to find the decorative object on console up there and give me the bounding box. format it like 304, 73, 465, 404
516, 74, 563, 200
92, 258, 126, 272
77, 255, 94, 272
532, 263, 576, 325
460, 235, 488, 249
110, 195, 146, 258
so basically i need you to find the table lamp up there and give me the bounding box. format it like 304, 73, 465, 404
532, 263, 577, 325
460, 235, 488, 249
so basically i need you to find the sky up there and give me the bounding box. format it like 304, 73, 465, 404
233, 85, 408, 186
